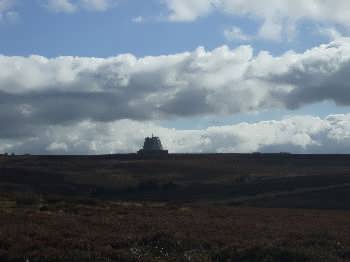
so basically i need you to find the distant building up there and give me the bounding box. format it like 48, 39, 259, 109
137, 135, 168, 157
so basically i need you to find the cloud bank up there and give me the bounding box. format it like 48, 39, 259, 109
224, 26, 251, 42
2, 39, 350, 153
2, 39, 350, 123
3, 114, 350, 154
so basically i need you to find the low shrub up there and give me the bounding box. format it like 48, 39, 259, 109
137, 180, 160, 192
15, 192, 41, 206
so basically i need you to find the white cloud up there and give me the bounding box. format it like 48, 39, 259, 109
318, 27, 343, 41
258, 18, 283, 41
0, 0, 18, 23
3, 10, 19, 22
0, 0, 15, 13
2, 39, 350, 118
44, 0, 116, 13
132, 16, 145, 23
79, 0, 116, 11
2, 39, 350, 153
4, 114, 350, 154
163, 0, 350, 41
224, 26, 251, 42
165, 0, 213, 21
47, 141, 68, 152
45, 0, 76, 13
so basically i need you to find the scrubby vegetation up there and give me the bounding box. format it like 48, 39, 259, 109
1, 154, 350, 260
1, 193, 350, 261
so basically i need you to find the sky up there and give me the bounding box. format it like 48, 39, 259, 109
2, 0, 350, 154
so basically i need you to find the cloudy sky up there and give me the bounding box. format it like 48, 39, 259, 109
2, 0, 350, 154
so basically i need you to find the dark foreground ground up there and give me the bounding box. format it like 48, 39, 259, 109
1, 153, 350, 261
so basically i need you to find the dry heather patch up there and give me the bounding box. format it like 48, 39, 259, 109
0, 196, 350, 261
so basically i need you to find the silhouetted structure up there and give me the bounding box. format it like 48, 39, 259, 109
137, 135, 168, 157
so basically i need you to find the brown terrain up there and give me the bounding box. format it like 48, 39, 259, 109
1, 153, 350, 261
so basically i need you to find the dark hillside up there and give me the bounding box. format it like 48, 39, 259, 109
1, 154, 350, 208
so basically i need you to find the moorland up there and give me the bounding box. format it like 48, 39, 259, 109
1, 153, 350, 261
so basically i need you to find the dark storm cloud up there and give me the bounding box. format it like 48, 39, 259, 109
159, 88, 214, 116
266, 42, 350, 109
0, 90, 152, 137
